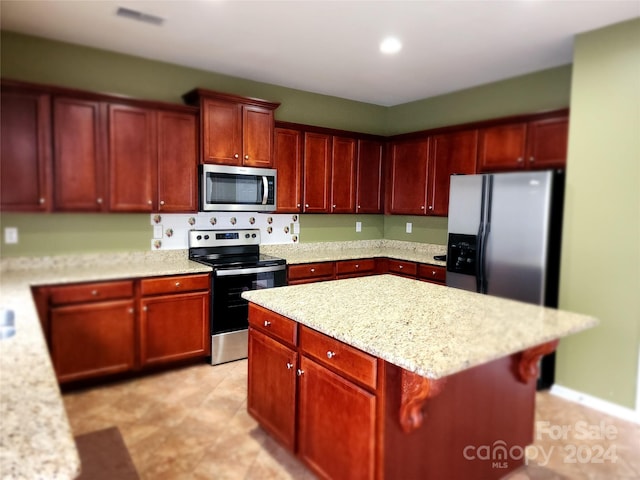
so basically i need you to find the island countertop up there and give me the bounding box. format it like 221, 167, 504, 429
242, 274, 598, 380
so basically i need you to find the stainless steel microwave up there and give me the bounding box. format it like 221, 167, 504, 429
199, 164, 277, 212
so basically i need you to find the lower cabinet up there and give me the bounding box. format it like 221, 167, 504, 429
40, 273, 210, 384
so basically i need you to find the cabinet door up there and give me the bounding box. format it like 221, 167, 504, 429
50, 299, 135, 383
0, 90, 51, 211
298, 356, 376, 480
53, 97, 107, 211
477, 123, 527, 172
201, 98, 242, 165
274, 128, 303, 212
157, 111, 198, 212
139, 291, 210, 367
428, 129, 478, 216
388, 139, 429, 215
247, 328, 297, 451
526, 117, 568, 170
330, 136, 356, 213
243, 105, 274, 167
303, 133, 332, 213
108, 104, 156, 211
356, 139, 383, 213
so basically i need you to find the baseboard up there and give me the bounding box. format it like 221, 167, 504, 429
550, 384, 640, 424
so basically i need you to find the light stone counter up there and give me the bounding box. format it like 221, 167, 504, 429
261, 239, 447, 266
243, 275, 598, 380
0, 250, 211, 480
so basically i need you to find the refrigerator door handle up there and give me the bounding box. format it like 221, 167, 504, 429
476, 175, 493, 294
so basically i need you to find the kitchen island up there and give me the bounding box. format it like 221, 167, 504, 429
242, 275, 597, 479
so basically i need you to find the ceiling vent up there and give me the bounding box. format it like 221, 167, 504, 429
116, 7, 165, 26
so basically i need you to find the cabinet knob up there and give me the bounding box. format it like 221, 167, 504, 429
432, 270, 437, 276
91, 290, 98, 296
517, 157, 524, 163
264, 320, 271, 327
286, 362, 294, 370
143, 306, 148, 312
39, 198, 45, 204
420, 205, 425, 210
129, 308, 134, 314
428, 205, 433, 210
147, 200, 153, 205
529, 156, 535, 163
332, 204, 336, 208
355, 264, 359, 269
245, 154, 249, 160
326, 351, 336, 359
96, 198, 103, 204
234, 154, 239, 159
399, 265, 404, 269
310, 268, 315, 273
297, 369, 305, 376
297, 203, 301, 207
160, 200, 165, 206
305, 204, 309, 208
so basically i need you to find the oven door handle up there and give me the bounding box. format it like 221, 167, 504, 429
215, 264, 286, 277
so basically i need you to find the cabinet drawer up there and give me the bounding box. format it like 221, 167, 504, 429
140, 273, 210, 296
387, 259, 417, 277
288, 262, 335, 282
418, 264, 446, 283
299, 326, 377, 390
249, 304, 298, 348
335, 259, 376, 276
49, 280, 134, 305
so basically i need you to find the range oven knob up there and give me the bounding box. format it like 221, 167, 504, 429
196, 235, 202, 240
245, 234, 250, 238
204, 235, 210, 240
252, 234, 256, 238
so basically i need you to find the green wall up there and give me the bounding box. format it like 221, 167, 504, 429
299, 215, 384, 243
555, 19, 640, 410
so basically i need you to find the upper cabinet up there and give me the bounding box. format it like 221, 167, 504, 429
274, 128, 303, 213
183, 89, 280, 167
330, 136, 357, 213
355, 139, 384, 214
0, 85, 52, 211
303, 132, 332, 213
478, 114, 568, 172
388, 139, 429, 215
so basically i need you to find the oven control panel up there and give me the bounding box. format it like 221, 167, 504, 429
189, 229, 261, 248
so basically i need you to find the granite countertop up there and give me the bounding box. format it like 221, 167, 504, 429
0, 250, 211, 480
261, 239, 448, 266
242, 275, 598, 380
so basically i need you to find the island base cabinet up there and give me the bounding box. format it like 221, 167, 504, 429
247, 328, 297, 451
298, 356, 376, 480
50, 299, 135, 383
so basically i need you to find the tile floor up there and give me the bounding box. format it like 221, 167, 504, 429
63, 361, 640, 480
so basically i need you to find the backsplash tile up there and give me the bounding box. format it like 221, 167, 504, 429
149, 212, 300, 250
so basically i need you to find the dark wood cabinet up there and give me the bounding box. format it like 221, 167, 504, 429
297, 355, 376, 480
356, 139, 384, 213
388, 139, 429, 215
139, 274, 210, 367
330, 136, 357, 213
184, 89, 279, 167
303, 133, 332, 213
274, 128, 303, 212
156, 110, 198, 212
335, 259, 376, 279
288, 262, 335, 285
478, 115, 568, 172
108, 104, 157, 212
247, 327, 297, 450
428, 129, 478, 216
47, 280, 136, 383
53, 97, 107, 211
417, 264, 446, 284
0, 88, 52, 211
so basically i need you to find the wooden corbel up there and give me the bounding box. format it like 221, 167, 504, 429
516, 339, 559, 383
399, 370, 447, 433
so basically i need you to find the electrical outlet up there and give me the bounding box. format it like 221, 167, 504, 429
4, 227, 18, 244
406, 222, 412, 234
355, 221, 362, 233
153, 225, 163, 239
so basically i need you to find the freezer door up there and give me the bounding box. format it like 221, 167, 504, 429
484, 171, 553, 304
446, 174, 485, 291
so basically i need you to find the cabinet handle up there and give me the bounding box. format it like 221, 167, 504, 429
310, 268, 315, 273
234, 154, 239, 159
326, 351, 336, 359
39, 198, 45, 204
175, 282, 181, 287
96, 198, 103, 204
286, 362, 294, 370
91, 290, 98, 296
264, 320, 271, 327
297, 369, 304, 376
517, 157, 524, 163
245, 154, 249, 160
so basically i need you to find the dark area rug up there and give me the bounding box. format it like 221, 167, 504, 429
74, 426, 140, 480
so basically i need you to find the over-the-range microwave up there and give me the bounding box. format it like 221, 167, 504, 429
199, 164, 277, 212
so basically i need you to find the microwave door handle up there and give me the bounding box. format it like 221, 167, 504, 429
262, 176, 269, 205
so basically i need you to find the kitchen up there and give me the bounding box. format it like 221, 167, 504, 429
1, 2, 639, 479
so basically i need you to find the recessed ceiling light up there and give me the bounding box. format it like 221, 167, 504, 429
380, 37, 402, 55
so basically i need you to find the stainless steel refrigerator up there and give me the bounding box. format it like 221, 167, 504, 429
446, 169, 565, 389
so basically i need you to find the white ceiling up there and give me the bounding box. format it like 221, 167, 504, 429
1, 1, 638, 106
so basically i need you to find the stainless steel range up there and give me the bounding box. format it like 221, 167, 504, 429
188, 229, 287, 365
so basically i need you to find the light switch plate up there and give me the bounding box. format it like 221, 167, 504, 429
405, 222, 412, 234
355, 221, 362, 233
4, 227, 18, 244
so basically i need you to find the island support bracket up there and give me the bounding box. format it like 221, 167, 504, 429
516, 339, 559, 383
399, 370, 447, 434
